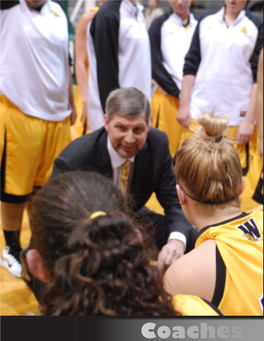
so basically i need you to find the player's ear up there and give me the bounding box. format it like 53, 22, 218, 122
176, 184, 187, 206
26, 249, 50, 282
239, 177, 245, 195
135, 228, 143, 244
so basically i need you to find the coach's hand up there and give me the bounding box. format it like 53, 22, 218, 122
157, 239, 185, 273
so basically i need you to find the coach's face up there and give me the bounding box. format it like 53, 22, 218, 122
104, 113, 150, 159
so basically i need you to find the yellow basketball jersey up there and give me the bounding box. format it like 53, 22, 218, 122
172, 295, 223, 316
196, 211, 263, 316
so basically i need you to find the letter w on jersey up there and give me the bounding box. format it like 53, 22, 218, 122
237, 219, 261, 242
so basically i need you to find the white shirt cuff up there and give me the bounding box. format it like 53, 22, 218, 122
168, 232, 187, 251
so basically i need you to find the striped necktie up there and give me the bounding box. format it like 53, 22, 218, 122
120, 160, 131, 194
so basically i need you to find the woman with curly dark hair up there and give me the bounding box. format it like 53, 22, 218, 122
26, 171, 222, 316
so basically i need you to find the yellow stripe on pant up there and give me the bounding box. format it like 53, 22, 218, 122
151, 87, 182, 158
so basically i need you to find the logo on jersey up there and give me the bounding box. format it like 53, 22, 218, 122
237, 218, 261, 242
240, 111, 246, 117
241, 26, 247, 34
51, 10, 60, 17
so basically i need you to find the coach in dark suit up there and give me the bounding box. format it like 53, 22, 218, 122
52, 88, 198, 270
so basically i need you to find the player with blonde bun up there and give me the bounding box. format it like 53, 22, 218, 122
164, 114, 263, 316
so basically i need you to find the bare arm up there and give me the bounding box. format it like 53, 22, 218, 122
236, 83, 258, 144
68, 66, 77, 125
75, 10, 97, 126
163, 239, 216, 302
177, 75, 196, 127
257, 48, 263, 160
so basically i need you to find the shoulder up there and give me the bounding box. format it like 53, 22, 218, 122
60, 128, 106, 158
164, 239, 217, 297
78, 8, 98, 26
96, 0, 121, 19
244, 9, 263, 30
147, 127, 169, 145
150, 10, 172, 29
50, 1, 65, 14
91, 1, 120, 33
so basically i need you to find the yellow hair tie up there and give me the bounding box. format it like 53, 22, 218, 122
90, 211, 107, 219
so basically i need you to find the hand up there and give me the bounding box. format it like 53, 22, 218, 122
177, 105, 191, 127
157, 239, 185, 273
70, 105, 77, 126
80, 102, 88, 127
236, 119, 254, 144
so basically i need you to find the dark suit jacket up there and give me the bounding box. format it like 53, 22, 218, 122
51, 127, 193, 239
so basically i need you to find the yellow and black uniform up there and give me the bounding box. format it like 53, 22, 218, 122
196, 211, 263, 316
149, 10, 198, 157
0, 0, 72, 203
172, 295, 223, 316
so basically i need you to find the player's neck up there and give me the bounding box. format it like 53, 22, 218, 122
189, 202, 242, 231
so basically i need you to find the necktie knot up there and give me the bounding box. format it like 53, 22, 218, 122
120, 160, 131, 194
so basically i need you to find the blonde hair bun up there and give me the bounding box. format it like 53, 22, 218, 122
198, 114, 229, 138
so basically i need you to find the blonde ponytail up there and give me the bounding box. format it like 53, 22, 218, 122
175, 114, 242, 205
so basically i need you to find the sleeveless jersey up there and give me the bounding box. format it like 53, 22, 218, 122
172, 295, 223, 316
196, 211, 263, 315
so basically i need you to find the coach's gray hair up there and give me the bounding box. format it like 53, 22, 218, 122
105, 87, 151, 123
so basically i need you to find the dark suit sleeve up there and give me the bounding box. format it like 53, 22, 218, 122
155, 133, 194, 240
51, 156, 74, 178
89, 3, 120, 112
50, 135, 93, 179
149, 12, 180, 97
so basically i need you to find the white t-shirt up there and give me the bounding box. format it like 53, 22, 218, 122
0, 0, 70, 121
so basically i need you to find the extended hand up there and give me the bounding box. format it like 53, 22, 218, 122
236, 119, 254, 144
80, 102, 88, 127
157, 239, 185, 273
177, 105, 191, 127
70, 105, 77, 126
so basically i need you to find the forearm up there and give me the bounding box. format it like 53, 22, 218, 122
68, 66, 75, 108
75, 62, 88, 104
245, 83, 258, 124
75, 11, 95, 105
179, 75, 196, 107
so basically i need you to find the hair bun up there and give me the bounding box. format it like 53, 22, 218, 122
198, 114, 229, 138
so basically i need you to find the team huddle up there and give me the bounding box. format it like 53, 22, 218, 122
0, 0, 263, 316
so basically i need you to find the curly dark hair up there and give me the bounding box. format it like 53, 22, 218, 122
31, 171, 178, 316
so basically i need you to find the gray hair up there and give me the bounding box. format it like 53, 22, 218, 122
105, 87, 151, 123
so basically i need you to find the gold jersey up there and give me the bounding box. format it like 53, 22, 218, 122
172, 295, 223, 316
196, 211, 263, 316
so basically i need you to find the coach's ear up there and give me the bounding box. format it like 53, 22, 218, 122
26, 249, 50, 282
104, 114, 109, 131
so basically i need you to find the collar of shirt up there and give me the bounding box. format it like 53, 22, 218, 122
122, 0, 144, 17
220, 6, 245, 26
171, 12, 195, 28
